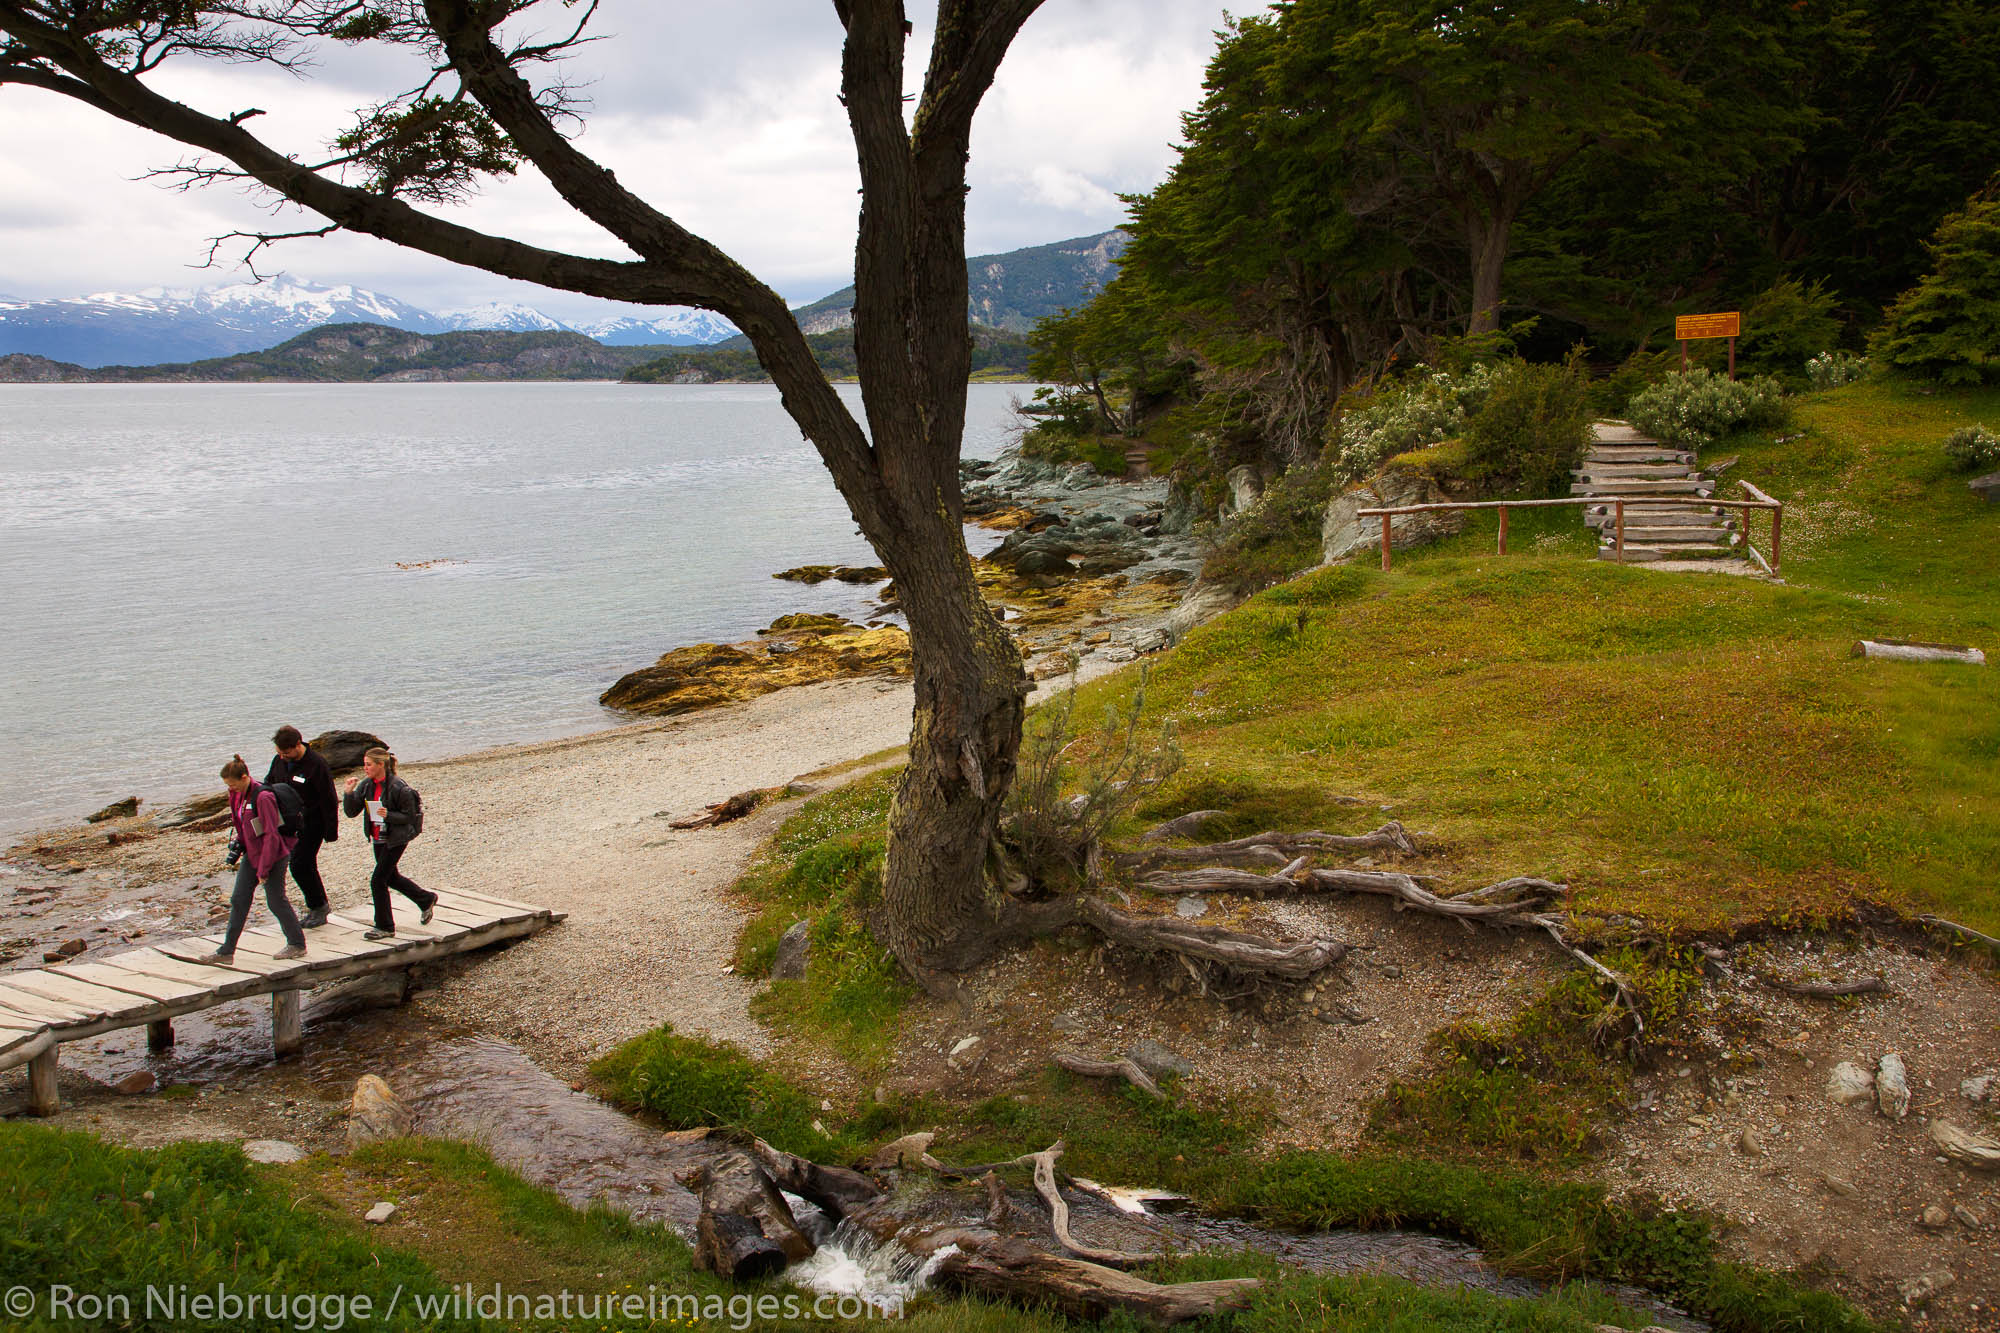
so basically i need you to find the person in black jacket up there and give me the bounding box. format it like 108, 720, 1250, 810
341, 746, 435, 941
266, 725, 338, 928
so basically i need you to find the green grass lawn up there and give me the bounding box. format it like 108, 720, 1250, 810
1109, 379, 2000, 935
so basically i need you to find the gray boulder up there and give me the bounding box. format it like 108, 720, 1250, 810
1322, 470, 1467, 564
1970, 471, 2000, 504
1129, 1038, 1193, 1080
310, 730, 387, 772
1826, 1061, 1874, 1106
772, 919, 812, 981
1877, 1052, 1911, 1120
348, 1074, 414, 1148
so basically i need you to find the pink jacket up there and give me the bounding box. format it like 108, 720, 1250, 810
229, 784, 297, 880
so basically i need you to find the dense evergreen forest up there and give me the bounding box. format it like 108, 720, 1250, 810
1026, 0, 2000, 517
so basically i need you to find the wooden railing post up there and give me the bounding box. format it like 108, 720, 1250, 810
1614, 499, 1626, 564
1497, 506, 1509, 555
1771, 504, 1781, 575
1380, 514, 1392, 572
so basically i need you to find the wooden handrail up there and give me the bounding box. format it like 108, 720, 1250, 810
1357, 486, 1783, 573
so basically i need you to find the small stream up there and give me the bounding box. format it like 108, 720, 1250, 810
46, 1001, 1702, 1329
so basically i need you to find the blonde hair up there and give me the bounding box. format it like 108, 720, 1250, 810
364, 746, 397, 778
220, 754, 250, 781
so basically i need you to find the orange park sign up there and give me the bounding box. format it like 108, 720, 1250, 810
1675, 311, 1741, 340
1675, 310, 1742, 377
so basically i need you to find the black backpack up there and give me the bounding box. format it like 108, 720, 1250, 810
262, 781, 306, 838
405, 783, 424, 838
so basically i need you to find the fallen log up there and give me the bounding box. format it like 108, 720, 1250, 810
675, 1149, 815, 1278
927, 1228, 1260, 1324
1053, 1049, 1165, 1100
1027, 1141, 1163, 1269
1116, 822, 1420, 872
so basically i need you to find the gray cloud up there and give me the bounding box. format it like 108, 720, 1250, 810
0, 1, 1259, 314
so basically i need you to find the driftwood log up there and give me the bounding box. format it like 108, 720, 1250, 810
668, 788, 771, 829
1053, 1048, 1165, 1100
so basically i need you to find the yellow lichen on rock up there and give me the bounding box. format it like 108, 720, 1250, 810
600, 616, 911, 716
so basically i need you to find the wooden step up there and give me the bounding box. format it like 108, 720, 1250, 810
1586, 509, 1728, 528
1615, 526, 1740, 544
1571, 479, 1713, 496
1573, 464, 1701, 480
1597, 542, 1736, 561
1586, 446, 1693, 464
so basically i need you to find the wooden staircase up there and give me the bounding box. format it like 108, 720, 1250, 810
1573, 422, 1738, 562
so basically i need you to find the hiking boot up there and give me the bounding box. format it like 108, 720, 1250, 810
420, 902, 435, 925
202, 948, 236, 964
299, 910, 328, 929
271, 943, 306, 961
363, 928, 396, 941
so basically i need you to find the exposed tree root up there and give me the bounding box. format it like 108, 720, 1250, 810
1116, 822, 1420, 872
1052, 1048, 1166, 1099
990, 892, 1346, 988
1920, 914, 2000, 952
1137, 860, 1643, 1038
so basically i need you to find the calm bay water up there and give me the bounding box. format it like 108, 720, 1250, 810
0, 381, 1027, 836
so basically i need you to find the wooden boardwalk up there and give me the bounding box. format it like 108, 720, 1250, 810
0, 887, 563, 1115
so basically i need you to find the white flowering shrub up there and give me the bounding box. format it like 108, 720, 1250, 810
1332, 363, 1498, 479
1626, 370, 1789, 450
1943, 424, 2000, 472
1804, 351, 1868, 390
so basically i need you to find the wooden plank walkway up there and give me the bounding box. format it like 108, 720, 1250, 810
0, 887, 563, 1114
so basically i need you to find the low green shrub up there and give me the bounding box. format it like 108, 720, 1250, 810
1943, 423, 2000, 472
1331, 363, 1499, 480
1460, 356, 1592, 497
1804, 350, 1868, 391
1626, 369, 1789, 450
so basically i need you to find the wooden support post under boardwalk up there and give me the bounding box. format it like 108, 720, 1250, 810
147, 1018, 174, 1052
1379, 514, 1392, 571
272, 990, 302, 1057
27, 1045, 59, 1116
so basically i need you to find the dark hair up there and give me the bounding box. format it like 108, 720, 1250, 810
272, 725, 304, 750
220, 754, 250, 781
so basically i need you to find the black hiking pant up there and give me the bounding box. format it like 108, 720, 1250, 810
288, 827, 331, 915
369, 842, 436, 931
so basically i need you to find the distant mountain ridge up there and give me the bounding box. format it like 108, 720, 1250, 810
0, 324, 682, 383
0, 275, 738, 367
1, 230, 1125, 368
786, 229, 1128, 336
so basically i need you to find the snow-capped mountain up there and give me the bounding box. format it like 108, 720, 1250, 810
433, 301, 569, 333
572, 310, 740, 346
0, 275, 443, 367
0, 275, 738, 366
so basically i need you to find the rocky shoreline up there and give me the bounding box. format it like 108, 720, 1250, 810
598, 449, 1217, 715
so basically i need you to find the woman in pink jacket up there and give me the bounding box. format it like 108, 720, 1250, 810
206, 754, 307, 963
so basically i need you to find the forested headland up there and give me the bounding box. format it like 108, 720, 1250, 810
1021, 0, 2000, 561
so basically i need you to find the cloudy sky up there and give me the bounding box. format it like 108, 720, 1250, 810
0, 1, 1252, 321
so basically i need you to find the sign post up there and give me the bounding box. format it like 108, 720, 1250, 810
1675, 311, 1742, 379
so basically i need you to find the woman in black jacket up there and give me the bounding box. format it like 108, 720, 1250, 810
342, 747, 436, 940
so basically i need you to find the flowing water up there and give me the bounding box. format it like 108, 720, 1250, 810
0, 381, 1024, 837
